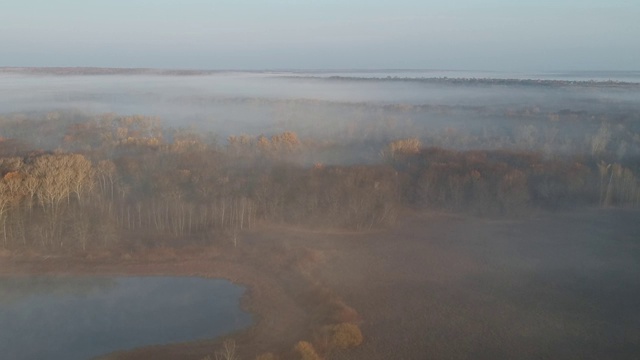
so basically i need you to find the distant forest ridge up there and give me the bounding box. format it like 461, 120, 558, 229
291, 76, 640, 87
1, 67, 639, 86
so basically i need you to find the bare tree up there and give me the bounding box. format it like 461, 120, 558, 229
0, 182, 10, 247
591, 122, 611, 156
68, 154, 95, 206
215, 340, 239, 360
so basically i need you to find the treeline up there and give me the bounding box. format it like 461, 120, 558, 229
319, 75, 640, 88
383, 140, 640, 213
0, 114, 639, 252
0, 118, 400, 251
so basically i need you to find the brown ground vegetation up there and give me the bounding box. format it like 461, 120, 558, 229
1, 209, 639, 359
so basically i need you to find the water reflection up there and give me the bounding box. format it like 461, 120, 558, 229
0, 276, 252, 360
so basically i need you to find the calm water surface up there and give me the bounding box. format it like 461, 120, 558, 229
0, 276, 252, 360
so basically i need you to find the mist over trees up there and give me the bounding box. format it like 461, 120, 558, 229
0, 75, 639, 252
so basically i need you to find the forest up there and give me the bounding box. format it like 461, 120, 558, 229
0, 95, 639, 253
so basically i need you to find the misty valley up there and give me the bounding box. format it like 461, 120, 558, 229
0, 69, 639, 360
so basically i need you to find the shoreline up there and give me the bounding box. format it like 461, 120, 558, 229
0, 243, 317, 359
0, 224, 363, 360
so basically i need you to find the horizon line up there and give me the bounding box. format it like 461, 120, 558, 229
1, 66, 639, 74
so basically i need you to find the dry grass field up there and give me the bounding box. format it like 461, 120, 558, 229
313, 209, 640, 359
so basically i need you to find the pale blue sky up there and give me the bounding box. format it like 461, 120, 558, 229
1, 0, 638, 70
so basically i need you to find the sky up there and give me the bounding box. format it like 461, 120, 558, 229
1, 0, 639, 71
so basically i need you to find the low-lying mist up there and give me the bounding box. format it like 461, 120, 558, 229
2, 69, 640, 165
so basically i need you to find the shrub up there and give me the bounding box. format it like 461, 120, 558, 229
381, 138, 421, 162
293, 341, 323, 360
325, 323, 363, 350
328, 300, 360, 323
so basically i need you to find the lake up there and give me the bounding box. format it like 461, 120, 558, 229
0, 276, 253, 360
